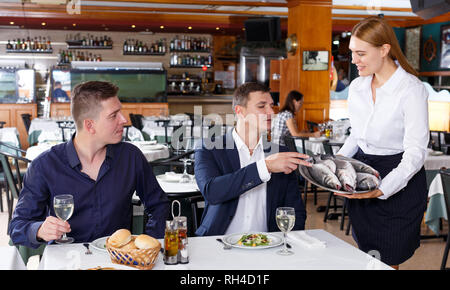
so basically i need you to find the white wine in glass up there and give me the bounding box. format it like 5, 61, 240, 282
54, 194, 75, 244
276, 207, 295, 255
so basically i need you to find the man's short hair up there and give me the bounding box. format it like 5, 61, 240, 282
232, 82, 270, 111
71, 81, 119, 130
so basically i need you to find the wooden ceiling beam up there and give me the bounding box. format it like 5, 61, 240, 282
83, 0, 288, 7
0, 5, 288, 16
332, 5, 413, 13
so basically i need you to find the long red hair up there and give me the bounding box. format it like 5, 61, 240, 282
352, 16, 418, 77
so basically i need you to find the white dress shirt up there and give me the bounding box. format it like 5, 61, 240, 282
224, 129, 271, 234
338, 65, 429, 199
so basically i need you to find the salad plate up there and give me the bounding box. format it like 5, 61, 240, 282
90, 236, 109, 252
222, 232, 283, 250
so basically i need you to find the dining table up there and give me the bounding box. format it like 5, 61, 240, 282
424, 149, 450, 171
37, 229, 392, 270
0, 127, 21, 154
0, 246, 27, 270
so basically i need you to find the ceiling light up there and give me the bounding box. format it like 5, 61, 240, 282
131, 25, 136, 28
9, 22, 14, 25
160, 25, 164, 29
188, 26, 192, 30
72, 23, 76, 27
41, 22, 46, 26
216, 27, 220, 30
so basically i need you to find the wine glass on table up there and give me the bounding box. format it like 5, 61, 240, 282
54, 194, 75, 244
179, 158, 192, 183
276, 207, 295, 255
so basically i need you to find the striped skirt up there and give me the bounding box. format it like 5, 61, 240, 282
348, 148, 428, 266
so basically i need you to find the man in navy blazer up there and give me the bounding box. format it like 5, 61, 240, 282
194, 83, 310, 236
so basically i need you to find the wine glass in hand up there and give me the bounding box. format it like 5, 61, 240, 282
276, 207, 295, 255
54, 194, 75, 244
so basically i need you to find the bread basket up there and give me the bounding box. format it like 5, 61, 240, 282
105, 236, 161, 270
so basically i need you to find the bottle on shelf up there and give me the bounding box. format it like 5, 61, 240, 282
58, 50, 102, 64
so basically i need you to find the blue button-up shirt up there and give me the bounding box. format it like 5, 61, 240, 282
9, 138, 169, 249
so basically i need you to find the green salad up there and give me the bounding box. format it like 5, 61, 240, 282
237, 234, 270, 247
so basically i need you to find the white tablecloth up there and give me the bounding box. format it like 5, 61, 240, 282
37, 229, 392, 270
425, 173, 448, 235
28, 118, 60, 134
0, 246, 27, 270
129, 141, 170, 162
156, 173, 199, 193
0, 127, 20, 147
425, 151, 450, 170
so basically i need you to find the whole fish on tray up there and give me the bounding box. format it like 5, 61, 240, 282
333, 159, 357, 192
300, 154, 381, 194
316, 159, 336, 173
356, 172, 380, 191
335, 156, 380, 178
307, 163, 342, 190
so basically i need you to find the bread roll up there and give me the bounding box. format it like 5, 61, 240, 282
120, 240, 138, 251
109, 229, 132, 248
134, 234, 160, 249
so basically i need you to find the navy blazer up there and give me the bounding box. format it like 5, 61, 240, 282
194, 133, 306, 236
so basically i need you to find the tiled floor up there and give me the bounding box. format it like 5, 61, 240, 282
0, 190, 448, 270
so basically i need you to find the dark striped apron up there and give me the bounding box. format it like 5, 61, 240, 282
349, 148, 428, 266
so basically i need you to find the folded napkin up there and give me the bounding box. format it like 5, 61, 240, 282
288, 231, 326, 249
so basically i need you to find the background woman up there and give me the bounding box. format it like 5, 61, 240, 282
335, 16, 429, 269
272, 90, 320, 146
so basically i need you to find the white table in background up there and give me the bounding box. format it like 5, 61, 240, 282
0, 246, 27, 270
132, 173, 199, 206
0, 127, 20, 146
37, 229, 392, 270
155, 173, 199, 194
129, 141, 170, 162
425, 150, 450, 171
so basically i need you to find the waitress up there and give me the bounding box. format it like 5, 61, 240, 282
335, 16, 429, 269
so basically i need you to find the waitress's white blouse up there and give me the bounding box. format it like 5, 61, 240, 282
338, 65, 429, 199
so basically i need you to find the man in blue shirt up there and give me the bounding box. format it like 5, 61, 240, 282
52, 81, 70, 102
9, 81, 169, 249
